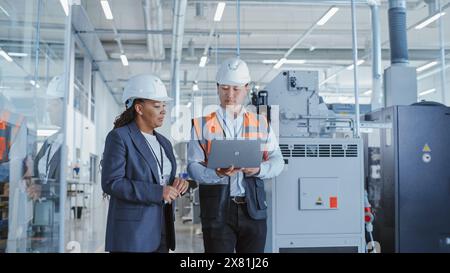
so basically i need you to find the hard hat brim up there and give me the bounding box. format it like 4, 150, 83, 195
216, 80, 249, 86
150, 96, 173, 102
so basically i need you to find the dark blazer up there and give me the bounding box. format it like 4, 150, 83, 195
33, 132, 62, 212
101, 121, 177, 252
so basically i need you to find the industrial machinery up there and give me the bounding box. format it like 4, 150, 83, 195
257, 70, 366, 253
362, 103, 450, 253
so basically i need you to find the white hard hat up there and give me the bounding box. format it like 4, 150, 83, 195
46, 75, 65, 99
216, 57, 251, 86
122, 74, 172, 109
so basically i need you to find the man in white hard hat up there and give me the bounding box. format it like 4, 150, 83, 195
31, 75, 66, 242
102, 74, 189, 252
187, 57, 284, 253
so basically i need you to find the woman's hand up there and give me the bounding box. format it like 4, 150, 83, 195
162, 185, 179, 203
173, 178, 189, 195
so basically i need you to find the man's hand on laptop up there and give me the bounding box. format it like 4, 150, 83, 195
216, 166, 241, 177
242, 167, 260, 176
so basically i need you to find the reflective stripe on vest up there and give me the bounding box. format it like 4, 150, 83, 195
192, 111, 269, 164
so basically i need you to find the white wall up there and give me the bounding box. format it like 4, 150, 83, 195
417, 67, 450, 105
93, 73, 121, 208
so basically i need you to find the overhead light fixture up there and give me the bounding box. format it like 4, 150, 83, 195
286, 60, 306, 64
37, 129, 59, 137
0, 5, 10, 17
192, 82, 199, 91
120, 54, 129, 66
415, 12, 446, 30
59, 0, 69, 16
7, 52, 28, 57
199, 56, 207, 67
273, 58, 287, 69
416, 61, 438, 72
214, 2, 226, 22
317, 6, 339, 26
346, 60, 365, 70
0, 49, 13, 62
100, 0, 114, 20
263, 59, 306, 65
418, 88, 436, 96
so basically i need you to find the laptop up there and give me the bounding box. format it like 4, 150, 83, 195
206, 139, 263, 169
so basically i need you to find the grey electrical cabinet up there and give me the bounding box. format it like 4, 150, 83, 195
363, 104, 450, 253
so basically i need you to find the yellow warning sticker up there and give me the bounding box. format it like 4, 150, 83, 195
316, 197, 323, 205
422, 144, 431, 153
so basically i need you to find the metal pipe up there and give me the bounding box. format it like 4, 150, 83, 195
59, 1, 72, 253
237, 0, 240, 57
143, 0, 164, 72
170, 0, 187, 117
351, 0, 360, 137
438, 0, 447, 104
189, 0, 369, 5
388, 0, 409, 65
369, 1, 383, 110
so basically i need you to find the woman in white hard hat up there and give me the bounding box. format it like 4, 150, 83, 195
101, 74, 189, 253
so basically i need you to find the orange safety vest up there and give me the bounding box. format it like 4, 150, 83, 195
0, 110, 24, 163
192, 111, 270, 165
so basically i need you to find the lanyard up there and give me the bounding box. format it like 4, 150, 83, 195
144, 137, 164, 180
219, 109, 244, 139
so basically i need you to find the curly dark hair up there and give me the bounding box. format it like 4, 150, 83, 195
113, 99, 144, 129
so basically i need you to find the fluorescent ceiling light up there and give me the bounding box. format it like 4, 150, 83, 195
416, 61, 438, 72
346, 60, 365, 70
263, 59, 305, 64
273, 58, 287, 69
415, 12, 446, 30
120, 54, 129, 66
317, 7, 339, 26
214, 2, 226, 22
100, 0, 114, 20
418, 88, 436, 96
37, 129, 59, 137
199, 56, 207, 67
0, 5, 10, 17
262, 60, 278, 64
286, 60, 306, 64
0, 49, 13, 62
192, 83, 199, 91
59, 0, 69, 16
7, 52, 28, 57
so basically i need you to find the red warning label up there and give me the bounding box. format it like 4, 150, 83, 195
330, 197, 338, 209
